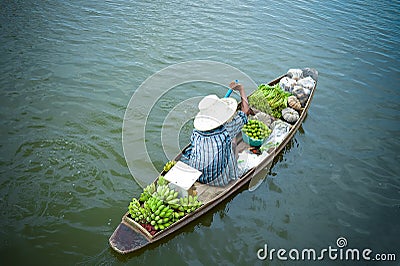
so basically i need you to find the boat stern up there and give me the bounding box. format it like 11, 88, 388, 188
109, 222, 149, 254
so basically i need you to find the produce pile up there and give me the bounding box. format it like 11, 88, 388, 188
128, 161, 203, 235
248, 83, 291, 119
243, 69, 317, 148
242, 119, 271, 140
248, 69, 317, 124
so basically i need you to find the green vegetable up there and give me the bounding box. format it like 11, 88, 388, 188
248, 83, 291, 118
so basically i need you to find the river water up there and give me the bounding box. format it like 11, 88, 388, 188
1, 0, 399, 265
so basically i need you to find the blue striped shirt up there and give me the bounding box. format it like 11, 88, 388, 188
182, 111, 248, 186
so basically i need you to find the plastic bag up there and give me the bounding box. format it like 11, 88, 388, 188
249, 108, 275, 129
279, 77, 297, 93
302, 68, 318, 82
262, 120, 291, 150
292, 86, 309, 107
287, 69, 303, 81
297, 76, 315, 91
237, 151, 261, 176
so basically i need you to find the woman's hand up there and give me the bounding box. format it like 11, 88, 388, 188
229, 81, 249, 115
229, 81, 244, 92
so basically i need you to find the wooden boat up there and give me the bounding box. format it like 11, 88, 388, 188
109, 69, 318, 254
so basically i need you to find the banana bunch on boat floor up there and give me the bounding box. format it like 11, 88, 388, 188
129, 191, 180, 231
128, 174, 203, 234
163, 160, 176, 173
139, 183, 156, 202
153, 184, 179, 203
128, 198, 151, 224
138, 175, 170, 202
144, 196, 175, 230
174, 195, 203, 214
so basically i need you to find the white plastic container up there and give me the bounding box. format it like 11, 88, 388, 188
163, 161, 201, 197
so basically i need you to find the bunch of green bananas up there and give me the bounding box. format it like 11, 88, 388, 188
153, 184, 179, 204
157, 175, 168, 186
163, 160, 176, 172
128, 175, 204, 232
128, 198, 151, 223
176, 195, 203, 214
144, 196, 175, 230
139, 183, 156, 202
139, 176, 169, 202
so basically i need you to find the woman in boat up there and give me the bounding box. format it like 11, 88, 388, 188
182, 81, 250, 186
